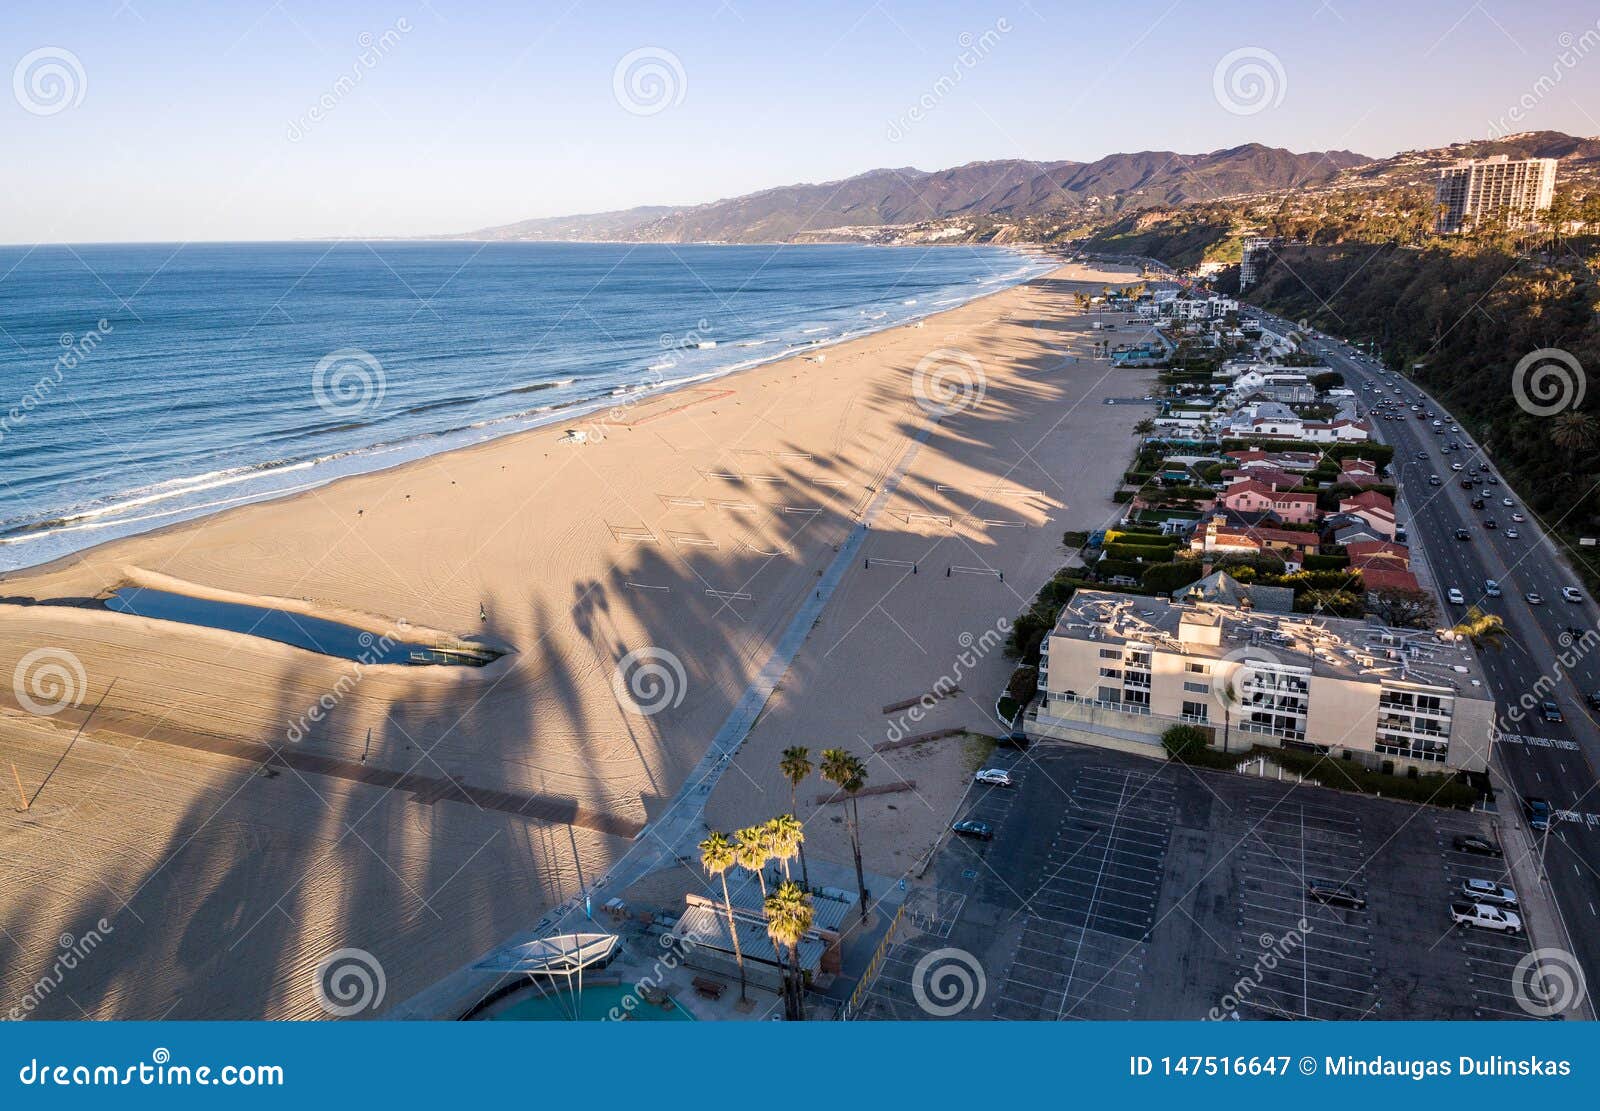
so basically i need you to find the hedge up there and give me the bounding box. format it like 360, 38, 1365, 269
1263, 747, 1480, 808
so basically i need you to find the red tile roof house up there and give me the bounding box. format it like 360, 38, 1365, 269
1219, 479, 1319, 525
1358, 565, 1422, 594
1336, 457, 1383, 488
1338, 489, 1397, 540
1189, 515, 1320, 571
1221, 467, 1302, 491
1344, 540, 1410, 568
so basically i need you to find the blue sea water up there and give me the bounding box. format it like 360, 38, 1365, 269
0, 241, 1050, 571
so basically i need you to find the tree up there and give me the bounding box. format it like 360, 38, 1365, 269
764, 881, 816, 1020
779, 746, 813, 888
1551, 412, 1600, 455
734, 825, 771, 897
1217, 676, 1238, 755
698, 831, 748, 1004
1451, 606, 1509, 651
767, 814, 804, 881
1133, 417, 1155, 436
1161, 723, 1211, 760
820, 748, 870, 923
1368, 585, 1438, 629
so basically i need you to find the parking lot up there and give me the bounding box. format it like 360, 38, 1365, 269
854, 744, 1543, 1020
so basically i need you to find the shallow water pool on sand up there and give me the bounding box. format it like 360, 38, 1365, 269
104, 587, 496, 666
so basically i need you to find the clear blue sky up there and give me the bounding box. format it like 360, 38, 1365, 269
4, 0, 1599, 242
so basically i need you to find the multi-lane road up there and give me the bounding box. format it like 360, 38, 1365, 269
1245, 309, 1600, 999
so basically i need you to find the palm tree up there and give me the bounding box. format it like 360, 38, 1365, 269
734, 825, 771, 897
767, 814, 804, 881
1133, 417, 1155, 436
1217, 675, 1238, 755
698, 831, 748, 1003
1451, 606, 1509, 651
1552, 412, 1599, 455
764, 881, 816, 1020
821, 748, 870, 923
779, 746, 813, 887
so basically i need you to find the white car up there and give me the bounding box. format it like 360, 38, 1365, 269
1450, 463, 1463, 471
1447, 588, 1465, 605
1451, 901, 1523, 934
1505, 528, 1520, 539
1563, 587, 1584, 603
1503, 498, 1514, 507
974, 768, 1014, 788
1527, 592, 1545, 605
1511, 513, 1524, 522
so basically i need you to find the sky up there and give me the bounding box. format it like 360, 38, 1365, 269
4, 0, 1600, 243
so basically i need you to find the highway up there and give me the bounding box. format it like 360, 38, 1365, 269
1244, 308, 1600, 999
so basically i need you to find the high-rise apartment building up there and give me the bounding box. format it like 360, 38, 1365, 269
1434, 155, 1558, 234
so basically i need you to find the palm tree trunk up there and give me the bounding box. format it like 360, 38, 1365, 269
849, 795, 868, 923
788, 942, 805, 1021
791, 785, 811, 890
719, 874, 748, 1003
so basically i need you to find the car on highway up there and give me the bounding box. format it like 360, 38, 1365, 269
1511, 512, 1524, 522
1461, 878, 1519, 908
1540, 700, 1564, 724
1587, 691, 1600, 712
1451, 463, 1463, 471
1454, 528, 1471, 540
1483, 518, 1496, 529
1447, 588, 1465, 605
1527, 591, 1544, 605
1505, 528, 1520, 539
1453, 834, 1503, 857
1429, 475, 1442, 486
1471, 497, 1486, 509
974, 768, 1014, 788
1563, 587, 1584, 603
1459, 478, 1474, 489
1502, 498, 1514, 507
1484, 580, 1502, 597
951, 819, 994, 841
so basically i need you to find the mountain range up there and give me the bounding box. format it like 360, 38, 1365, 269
455, 143, 1371, 245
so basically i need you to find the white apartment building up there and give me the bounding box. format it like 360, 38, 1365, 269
1028, 590, 1495, 774
1434, 155, 1558, 234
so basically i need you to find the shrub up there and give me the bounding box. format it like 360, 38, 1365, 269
1141, 561, 1205, 594
1161, 724, 1214, 760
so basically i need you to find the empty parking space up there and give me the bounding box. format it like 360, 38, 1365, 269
1233, 798, 1378, 1019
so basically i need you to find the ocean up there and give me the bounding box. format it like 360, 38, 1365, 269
0, 241, 1051, 571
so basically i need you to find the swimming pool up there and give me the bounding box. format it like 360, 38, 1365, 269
480, 983, 694, 1022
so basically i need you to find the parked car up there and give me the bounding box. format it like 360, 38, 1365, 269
1307, 883, 1367, 910
1450, 902, 1522, 934
951, 819, 994, 841
1462, 878, 1518, 908
974, 768, 1014, 788
1525, 797, 1553, 832
1540, 700, 1564, 724
1453, 834, 1503, 857
1563, 587, 1584, 603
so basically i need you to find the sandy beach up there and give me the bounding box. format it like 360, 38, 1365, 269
0, 260, 1150, 1019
